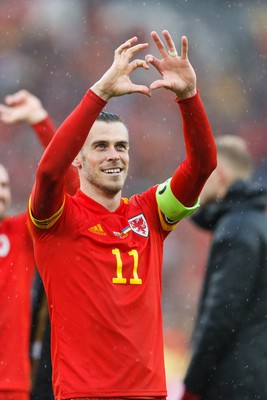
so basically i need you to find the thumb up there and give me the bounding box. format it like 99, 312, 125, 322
131, 84, 152, 97
5, 90, 29, 106
145, 54, 161, 71
149, 79, 166, 91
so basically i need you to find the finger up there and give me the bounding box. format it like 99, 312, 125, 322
115, 36, 138, 55
0, 106, 14, 123
180, 36, 188, 59
151, 30, 168, 58
162, 30, 177, 54
129, 59, 149, 72
0, 104, 10, 116
126, 42, 149, 59
5, 90, 28, 106
131, 84, 151, 97
0, 103, 28, 124
145, 55, 162, 75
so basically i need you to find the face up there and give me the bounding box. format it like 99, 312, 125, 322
77, 120, 129, 196
0, 164, 11, 220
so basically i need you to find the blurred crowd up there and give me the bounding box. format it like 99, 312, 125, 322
1, 0, 267, 392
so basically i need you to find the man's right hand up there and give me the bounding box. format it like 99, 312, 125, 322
91, 36, 151, 101
0, 89, 48, 125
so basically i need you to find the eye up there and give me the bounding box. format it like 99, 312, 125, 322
1, 182, 9, 189
96, 143, 106, 150
116, 143, 128, 151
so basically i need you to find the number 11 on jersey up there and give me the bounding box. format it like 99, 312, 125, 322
112, 248, 142, 285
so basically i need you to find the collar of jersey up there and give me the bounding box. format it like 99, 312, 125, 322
73, 189, 128, 215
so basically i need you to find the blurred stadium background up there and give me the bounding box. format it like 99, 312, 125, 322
0, 0, 266, 397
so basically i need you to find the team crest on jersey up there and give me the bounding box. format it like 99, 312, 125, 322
0, 234, 10, 257
128, 214, 149, 237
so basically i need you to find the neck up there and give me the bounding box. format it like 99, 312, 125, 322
80, 184, 122, 212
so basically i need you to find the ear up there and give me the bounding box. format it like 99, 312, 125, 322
216, 164, 232, 198
72, 155, 82, 169
216, 165, 226, 183
218, 162, 235, 185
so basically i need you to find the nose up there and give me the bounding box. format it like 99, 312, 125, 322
106, 147, 120, 161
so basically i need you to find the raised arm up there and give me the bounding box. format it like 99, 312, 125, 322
0, 90, 48, 125
0, 90, 79, 195
30, 36, 151, 220
147, 31, 217, 215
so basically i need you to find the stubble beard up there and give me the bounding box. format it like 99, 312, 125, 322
0, 200, 9, 220
81, 157, 128, 196
87, 171, 127, 196
91, 179, 123, 195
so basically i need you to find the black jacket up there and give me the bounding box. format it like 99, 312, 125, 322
31, 272, 54, 400
184, 181, 267, 400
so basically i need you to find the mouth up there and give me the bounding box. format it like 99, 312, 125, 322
103, 168, 122, 175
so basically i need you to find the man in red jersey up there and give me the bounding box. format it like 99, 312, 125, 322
28, 30, 217, 400
0, 89, 66, 400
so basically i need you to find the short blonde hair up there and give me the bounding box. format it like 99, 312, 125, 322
216, 135, 253, 180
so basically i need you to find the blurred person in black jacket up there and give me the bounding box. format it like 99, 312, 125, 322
179, 135, 267, 400
31, 272, 53, 400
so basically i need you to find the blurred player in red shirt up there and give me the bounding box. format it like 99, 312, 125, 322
28, 30, 217, 400
0, 90, 78, 400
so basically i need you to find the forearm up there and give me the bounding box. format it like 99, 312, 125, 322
37, 90, 106, 179
32, 115, 80, 196
171, 91, 217, 206
31, 89, 106, 218
31, 116, 56, 147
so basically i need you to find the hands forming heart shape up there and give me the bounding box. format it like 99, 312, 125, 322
91, 29, 197, 102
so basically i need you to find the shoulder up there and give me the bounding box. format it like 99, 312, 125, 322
127, 187, 160, 227
128, 186, 157, 207
3, 212, 27, 228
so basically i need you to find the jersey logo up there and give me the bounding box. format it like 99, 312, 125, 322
113, 226, 131, 239
0, 234, 11, 257
128, 214, 149, 237
88, 224, 106, 236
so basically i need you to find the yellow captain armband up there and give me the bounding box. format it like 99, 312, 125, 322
156, 178, 200, 222
28, 195, 65, 229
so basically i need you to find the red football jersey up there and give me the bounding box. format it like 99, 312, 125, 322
0, 213, 35, 392
30, 187, 177, 400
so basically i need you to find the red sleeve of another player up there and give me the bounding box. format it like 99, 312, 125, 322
31, 90, 106, 219
32, 116, 56, 147
170, 91, 217, 207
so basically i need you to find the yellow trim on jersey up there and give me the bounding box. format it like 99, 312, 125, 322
157, 207, 178, 231
156, 178, 200, 222
28, 195, 65, 230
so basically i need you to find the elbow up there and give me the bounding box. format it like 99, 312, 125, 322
36, 159, 60, 185
209, 153, 218, 175
199, 153, 217, 182
203, 139, 218, 178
